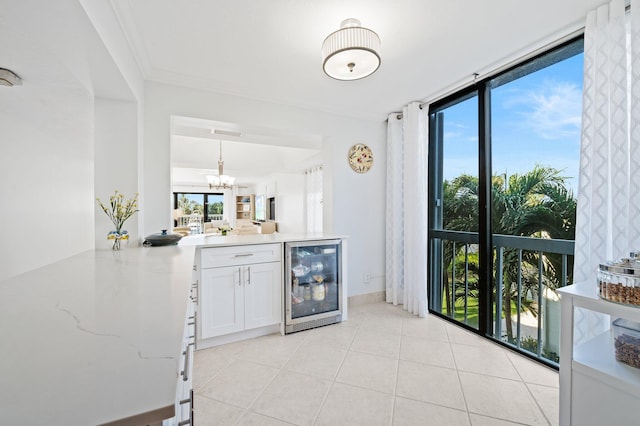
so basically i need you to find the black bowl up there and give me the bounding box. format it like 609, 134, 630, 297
144, 229, 182, 246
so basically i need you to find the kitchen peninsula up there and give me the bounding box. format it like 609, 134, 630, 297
0, 245, 197, 426
183, 233, 348, 348
0, 233, 346, 425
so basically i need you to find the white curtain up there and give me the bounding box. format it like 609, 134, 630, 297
305, 165, 323, 234
386, 102, 429, 317
575, 0, 640, 281
573, 0, 640, 344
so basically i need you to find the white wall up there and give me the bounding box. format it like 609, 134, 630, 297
94, 98, 140, 248
254, 173, 305, 233
0, 80, 95, 282
0, 0, 141, 281
144, 81, 386, 296
274, 173, 305, 234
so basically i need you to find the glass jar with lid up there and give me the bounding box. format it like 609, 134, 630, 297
598, 252, 640, 306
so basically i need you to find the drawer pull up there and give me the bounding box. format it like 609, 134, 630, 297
234, 253, 254, 258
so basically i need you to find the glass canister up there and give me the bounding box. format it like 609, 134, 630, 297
597, 253, 640, 306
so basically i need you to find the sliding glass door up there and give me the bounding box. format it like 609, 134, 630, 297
429, 91, 481, 330
428, 38, 583, 366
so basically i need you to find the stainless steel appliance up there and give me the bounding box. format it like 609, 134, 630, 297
284, 239, 342, 333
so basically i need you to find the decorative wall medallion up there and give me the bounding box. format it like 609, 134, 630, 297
348, 143, 373, 173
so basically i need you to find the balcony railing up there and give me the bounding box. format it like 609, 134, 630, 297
430, 229, 575, 367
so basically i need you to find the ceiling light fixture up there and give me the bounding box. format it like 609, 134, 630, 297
207, 140, 236, 190
322, 18, 381, 81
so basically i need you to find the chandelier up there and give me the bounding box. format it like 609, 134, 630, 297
207, 140, 236, 190
322, 18, 381, 81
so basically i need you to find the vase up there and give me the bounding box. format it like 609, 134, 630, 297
108, 229, 129, 250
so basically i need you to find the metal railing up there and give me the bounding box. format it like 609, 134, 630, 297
430, 229, 575, 366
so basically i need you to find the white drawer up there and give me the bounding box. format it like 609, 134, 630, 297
201, 244, 281, 268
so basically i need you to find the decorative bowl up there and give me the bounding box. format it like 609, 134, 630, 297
143, 229, 182, 246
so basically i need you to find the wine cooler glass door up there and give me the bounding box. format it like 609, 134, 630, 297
286, 240, 342, 328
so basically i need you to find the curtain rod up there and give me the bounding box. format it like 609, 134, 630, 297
389, 0, 634, 122
390, 21, 588, 122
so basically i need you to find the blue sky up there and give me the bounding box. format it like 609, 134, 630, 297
441, 53, 583, 193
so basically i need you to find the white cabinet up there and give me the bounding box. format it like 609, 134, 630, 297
558, 281, 640, 426
164, 268, 197, 426
198, 244, 282, 345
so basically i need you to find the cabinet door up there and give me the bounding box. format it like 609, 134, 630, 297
244, 262, 282, 330
200, 266, 244, 339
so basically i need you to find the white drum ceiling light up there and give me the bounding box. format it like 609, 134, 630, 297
322, 18, 381, 81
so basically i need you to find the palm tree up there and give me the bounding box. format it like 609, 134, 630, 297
440, 166, 577, 338
491, 165, 576, 340
441, 175, 479, 315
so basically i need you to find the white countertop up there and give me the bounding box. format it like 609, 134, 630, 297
0, 245, 196, 425
180, 232, 346, 248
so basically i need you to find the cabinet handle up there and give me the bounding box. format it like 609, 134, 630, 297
247, 266, 251, 285
234, 253, 254, 258
236, 267, 241, 286
191, 282, 198, 304
181, 345, 192, 382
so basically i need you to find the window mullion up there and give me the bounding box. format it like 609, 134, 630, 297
478, 82, 493, 337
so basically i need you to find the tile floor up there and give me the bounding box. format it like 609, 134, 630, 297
193, 302, 559, 425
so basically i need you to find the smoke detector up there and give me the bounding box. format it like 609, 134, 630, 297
0, 68, 22, 87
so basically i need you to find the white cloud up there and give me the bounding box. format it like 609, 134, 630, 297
503, 80, 582, 141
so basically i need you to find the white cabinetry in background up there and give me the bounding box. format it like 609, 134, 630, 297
558, 281, 640, 426
197, 244, 282, 348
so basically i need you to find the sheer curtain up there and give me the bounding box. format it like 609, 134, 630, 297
305, 165, 323, 234
386, 102, 428, 317
573, 0, 640, 343
575, 0, 640, 281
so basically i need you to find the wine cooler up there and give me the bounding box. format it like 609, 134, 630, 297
284, 239, 343, 333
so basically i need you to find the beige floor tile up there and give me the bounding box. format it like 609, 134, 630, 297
459, 371, 548, 425
396, 360, 466, 410
350, 329, 402, 358
236, 411, 293, 426
451, 343, 520, 380
469, 413, 525, 425
193, 347, 235, 391
393, 397, 471, 426
527, 383, 559, 426
250, 370, 331, 426
506, 350, 559, 388
341, 310, 368, 328
400, 336, 456, 369
234, 333, 305, 369
305, 322, 357, 350
445, 323, 491, 347
352, 301, 408, 317
193, 395, 245, 425
192, 302, 555, 426
199, 359, 279, 408
284, 340, 347, 380
402, 315, 449, 342
315, 382, 394, 426
359, 313, 404, 335
335, 351, 398, 394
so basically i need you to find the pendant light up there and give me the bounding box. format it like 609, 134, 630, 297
322, 18, 381, 81
207, 140, 236, 190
